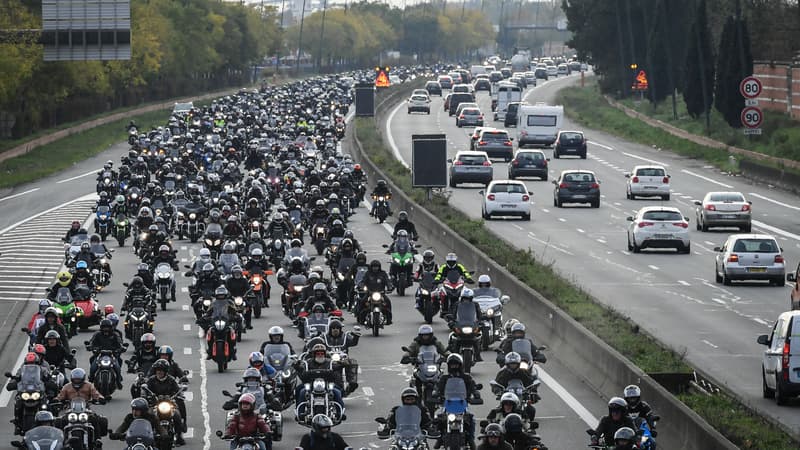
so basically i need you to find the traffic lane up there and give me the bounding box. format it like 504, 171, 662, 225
0, 141, 129, 233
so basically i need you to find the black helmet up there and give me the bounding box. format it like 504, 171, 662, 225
484, 423, 503, 438
369, 259, 381, 272
131, 397, 149, 413
398, 211, 408, 221
356, 252, 367, 265
422, 250, 435, 264
511, 323, 525, 338
152, 359, 170, 373
400, 387, 418, 404
613, 427, 636, 449
215, 286, 228, 299
131, 276, 143, 288
100, 319, 113, 330
377, 180, 386, 187
80, 242, 90, 252
34, 410, 55, 426
446, 354, 463, 373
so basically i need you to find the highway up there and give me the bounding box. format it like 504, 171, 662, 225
0, 107, 614, 449
387, 73, 800, 434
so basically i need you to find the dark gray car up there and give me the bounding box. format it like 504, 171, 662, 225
475, 129, 514, 161
553, 170, 601, 208
449, 151, 493, 187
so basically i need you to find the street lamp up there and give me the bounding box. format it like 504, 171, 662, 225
296, 0, 308, 74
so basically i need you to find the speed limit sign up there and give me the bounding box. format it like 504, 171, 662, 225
741, 106, 763, 128
740, 76, 762, 99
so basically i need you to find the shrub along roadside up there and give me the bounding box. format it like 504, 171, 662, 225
354, 115, 799, 449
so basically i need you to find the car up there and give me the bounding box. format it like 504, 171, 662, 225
557, 64, 570, 76
534, 68, 548, 80
444, 93, 453, 111
522, 72, 538, 86
457, 107, 484, 127
568, 61, 582, 72
425, 81, 442, 96
509, 76, 526, 90
412, 89, 430, 98
757, 311, 800, 405
480, 180, 532, 221
508, 149, 549, 180
473, 79, 492, 91
625, 165, 671, 200
449, 151, 493, 187
504, 102, 521, 128
626, 206, 691, 254
580, 63, 589, 71
449, 72, 463, 84
173, 102, 194, 114
407, 94, 431, 114
694, 191, 752, 232
468, 127, 487, 150
455, 69, 471, 84
553, 170, 601, 208
788, 262, 800, 309
553, 130, 587, 159
500, 68, 512, 79
475, 129, 514, 161
454, 102, 479, 118
714, 234, 786, 285
453, 84, 473, 94
489, 71, 504, 83
438, 75, 454, 89
389, 75, 401, 84
448, 93, 476, 116
546, 65, 558, 77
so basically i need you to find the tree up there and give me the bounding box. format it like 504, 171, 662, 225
645, 0, 674, 104
683, 0, 715, 126
714, 13, 753, 128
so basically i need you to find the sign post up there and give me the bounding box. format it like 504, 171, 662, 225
630, 65, 648, 101
740, 76, 763, 135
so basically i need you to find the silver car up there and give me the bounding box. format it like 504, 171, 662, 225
626, 206, 690, 253
695, 191, 752, 232
448, 151, 493, 187
714, 234, 786, 285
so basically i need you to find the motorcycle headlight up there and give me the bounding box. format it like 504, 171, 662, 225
281, 369, 291, 378
131, 193, 138, 199
337, 273, 344, 280
234, 296, 243, 306
140, 233, 148, 240
462, 327, 473, 334
68, 413, 78, 422
100, 258, 108, 265
157, 402, 173, 415
78, 413, 88, 422
426, 365, 437, 372
205, 239, 213, 245
420, 289, 429, 296
100, 215, 107, 220
158, 271, 170, 279
189, 213, 197, 220
31, 392, 41, 400
119, 220, 127, 226
447, 413, 456, 422
520, 362, 529, 370
214, 320, 226, 330
214, 239, 221, 245
293, 286, 303, 292
331, 353, 341, 362
371, 292, 381, 301
203, 299, 211, 307
155, 209, 162, 216
393, 257, 401, 263
20, 392, 30, 400
486, 308, 494, 317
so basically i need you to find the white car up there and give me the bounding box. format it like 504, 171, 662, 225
626, 206, 690, 253
480, 180, 532, 221
407, 94, 431, 114
714, 234, 785, 285
625, 165, 671, 200
546, 66, 558, 77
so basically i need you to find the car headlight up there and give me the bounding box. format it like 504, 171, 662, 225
157, 402, 173, 415
462, 326, 473, 334
371, 292, 381, 301
486, 308, 494, 317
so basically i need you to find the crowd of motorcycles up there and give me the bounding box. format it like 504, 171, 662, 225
5, 66, 661, 450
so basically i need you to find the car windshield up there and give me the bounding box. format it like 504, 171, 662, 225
458, 155, 487, 165
560, 132, 583, 142
642, 211, 683, 221
411, 96, 427, 101
463, 109, 481, 115
732, 238, 779, 253
518, 152, 543, 161
482, 132, 508, 141
490, 183, 526, 194
709, 193, 745, 202
563, 173, 595, 182
636, 167, 665, 176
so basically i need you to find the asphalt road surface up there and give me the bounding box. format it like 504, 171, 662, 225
0, 115, 610, 449
388, 73, 800, 435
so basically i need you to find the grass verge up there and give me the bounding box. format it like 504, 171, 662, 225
556, 79, 800, 177
354, 114, 799, 449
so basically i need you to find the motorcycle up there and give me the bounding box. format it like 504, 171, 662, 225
384, 240, 418, 297
203, 225, 224, 260
94, 206, 112, 241
282, 274, 307, 320
294, 369, 345, 427
97, 173, 117, 196
298, 304, 342, 340
361, 289, 389, 337
244, 267, 271, 319
114, 214, 131, 247
267, 238, 286, 269
119, 418, 159, 450
311, 220, 327, 256
154, 263, 176, 310
85, 345, 124, 397
179, 207, 205, 243
216, 430, 270, 450
447, 302, 482, 374
59, 398, 105, 450
375, 405, 428, 449
51, 287, 79, 337
472, 291, 510, 350
437, 271, 468, 318
125, 305, 155, 349
489, 377, 541, 405
142, 383, 186, 449
262, 343, 297, 411
437, 377, 481, 450
206, 316, 236, 373
630, 414, 658, 450
371, 193, 391, 224
333, 255, 356, 309
11, 426, 64, 449
6, 365, 47, 435
416, 271, 439, 324
324, 237, 343, 271
128, 127, 138, 145
89, 246, 113, 291
403, 344, 442, 414
221, 385, 283, 442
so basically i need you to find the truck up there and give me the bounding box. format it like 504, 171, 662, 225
516, 103, 564, 147
510, 52, 531, 73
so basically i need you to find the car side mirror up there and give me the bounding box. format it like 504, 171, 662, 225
624, 173, 631, 178
788, 273, 797, 282
748, 200, 753, 205
478, 190, 484, 195
693, 200, 702, 206
500, 295, 510, 304
713, 246, 722, 252
447, 159, 452, 163
684, 217, 690, 222
667, 174, 671, 178
626, 216, 634, 222
757, 334, 771, 346
551, 180, 557, 185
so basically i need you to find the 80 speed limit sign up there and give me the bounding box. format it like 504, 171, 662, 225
740, 76, 762, 99
741, 106, 763, 128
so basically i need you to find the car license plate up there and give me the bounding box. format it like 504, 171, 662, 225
644, 186, 657, 189
653, 234, 673, 239
501, 204, 515, 208
572, 195, 586, 199
720, 215, 735, 219
748, 267, 767, 273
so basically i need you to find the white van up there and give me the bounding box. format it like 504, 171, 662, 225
493, 82, 522, 122
517, 103, 564, 147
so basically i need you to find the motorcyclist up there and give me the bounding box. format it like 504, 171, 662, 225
342, 230, 361, 253
73, 243, 95, 269
244, 248, 271, 274
223, 392, 271, 450
414, 250, 438, 281
223, 215, 245, 240
192, 263, 222, 308
62, 220, 82, 243
71, 260, 95, 291
186, 247, 214, 276
379, 388, 432, 439
434, 253, 474, 284
300, 283, 338, 317
150, 244, 179, 270
326, 219, 346, 241
493, 352, 536, 391
25, 299, 51, 346
623, 384, 657, 430
247, 352, 277, 381
122, 276, 154, 313
55, 368, 104, 402
494, 323, 546, 367
590, 397, 636, 447
370, 180, 392, 216
201, 286, 240, 360
355, 260, 393, 325
87, 319, 124, 390
447, 288, 483, 361
611, 427, 637, 450
135, 207, 154, 232
322, 320, 360, 393
226, 266, 250, 311
401, 325, 450, 365
298, 414, 349, 450
127, 333, 159, 376
244, 198, 264, 222
42, 330, 75, 370
35, 307, 70, 349
485, 392, 536, 428
136, 262, 155, 290
47, 271, 74, 302
219, 242, 241, 276
21, 411, 66, 448
150, 345, 187, 380
392, 211, 418, 241
477, 423, 513, 450
143, 359, 186, 446
109, 398, 168, 444
434, 354, 479, 448
259, 326, 296, 356
265, 214, 292, 240
473, 274, 502, 299
294, 343, 344, 418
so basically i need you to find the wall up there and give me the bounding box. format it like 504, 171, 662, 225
754, 61, 800, 120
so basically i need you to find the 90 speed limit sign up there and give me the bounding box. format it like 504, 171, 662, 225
741, 106, 763, 128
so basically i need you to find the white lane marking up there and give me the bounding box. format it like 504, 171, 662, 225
701, 339, 719, 349
528, 234, 575, 256
183, 347, 192, 355
711, 298, 726, 305
677, 280, 691, 286
181, 287, 189, 293
748, 192, 800, 211
381, 223, 394, 235
704, 241, 716, 246
680, 169, 733, 189
648, 265, 659, 270
186, 370, 193, 379
182, 304, 190, 311
0, 346, 29, 407
596, 238, 607, 244
183, 324, 191, 331
57, 169, 99, 184
199, 344, 211, 450
386, 101, 411, 169
541, 208, 550, 213
538, 366, 598, 428
588, 140, 613, 151
185, 428, 194, 439
558, 218, 566, 222
0, 192, 95, 236
0, 188, 40, 203
512, 224, 524, 231
753, 318, 770, 326
362, 386, 375, 396
752, 220, 800, 241
620, 151, 669, 167
577, 228, 585, 233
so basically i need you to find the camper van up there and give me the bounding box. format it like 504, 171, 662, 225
516, 103, 564, 147
492, 82, 522, 121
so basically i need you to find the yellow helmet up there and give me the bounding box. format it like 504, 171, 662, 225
56, 271, 72, 287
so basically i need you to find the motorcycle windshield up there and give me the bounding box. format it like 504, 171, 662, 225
210, 301, 230, 319
394, 239, 411, 254
511, 339, 533, 362
473, 292, 501, 312
264, 344, 291, 370
443, 378, 468, 414
289, 210, 302, 224
395, 405, 423, 439
455, 302, 478, 326
24, 426, 64, 447
419, 272, 436, 289
96, 206, 110, 216
73, 285, 92, 300
55, 288, 73, 305
152, 200, 165, 210
418, 346, 439, 364
248, 243, 264, 254
90, 243, 106, 257
19, 365, 45, 392
354, 267, 368, 285
164, 181, 176, 191
125, 418, 156, 445
219, 254, 237, 270
445, 270, 462, 284
337, 257, 355, 274
206, 224, 223, 236
286, 248, 306, 259
329, 237, 343, 247
69, 234, 89, 247
288, 275, 307, 287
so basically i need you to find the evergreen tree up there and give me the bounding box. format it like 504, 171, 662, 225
645, 0, 673, 104
714, 13, 753, 128
683, 0, 715, 120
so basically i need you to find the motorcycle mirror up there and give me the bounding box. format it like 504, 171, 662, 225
183, 370, 189, 375
216, 430, 224, 438
414, 244, 422, 248
375, 417, 387, 424
123, 342, 130, 348
122, 283, 129, 287
309, 257, 316, 261
381, 244, 389, 248
4, 372, 12, 378
586, 429, 595, 436
479, 420, 488, 428
475, 383, 483, 390
70, 349, 77, 355
10, 441, 23, 448
184, 265, 192, 269
401, 346, 410, 352
500, 295, 510, 304
20, 327, 29, 333
222, 390, 232, 397
538, 345, 548, 351
84, 341, 91, 346
109, 249, 115, 253
235, 382, 243, 387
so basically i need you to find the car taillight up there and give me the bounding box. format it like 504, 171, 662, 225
479, 115, 484, 119
741, 204, 751, 212
504, 141, 513, 146
482, 161, 491, 166
512, 160, 519, 166
663, 176, 670, 184
783, 340, 791, 380
673, 222, 688, 228
590, 183, 600, 189
775, 255, 785, 263
638, 221, 654, 228
559, 183, 568, 188
728, 254, 739, 262
459, 114, 465, 119
454, 161, 463, 165
520, 130, 527, 136
705, 204, 716, 211
487, 194, 495, 200
631, 176, 639, 183
522, 195, 530, 202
